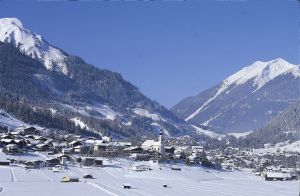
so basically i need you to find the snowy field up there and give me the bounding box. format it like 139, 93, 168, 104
0, 153, 297, 196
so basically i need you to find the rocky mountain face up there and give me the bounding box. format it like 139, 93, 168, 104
0, 18, 186, 138
172, 59, 300, 133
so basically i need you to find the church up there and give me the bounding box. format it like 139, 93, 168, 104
141, 130, 165, 156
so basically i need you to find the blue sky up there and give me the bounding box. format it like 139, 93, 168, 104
0, 0, 299, 108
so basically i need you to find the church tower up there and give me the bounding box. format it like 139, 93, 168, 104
158, 129, 165, 157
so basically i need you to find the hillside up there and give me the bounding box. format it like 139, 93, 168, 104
0, 18, 185, 138
172, 59, 300, 133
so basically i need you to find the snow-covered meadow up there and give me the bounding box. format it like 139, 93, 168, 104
0, 152, 297, 196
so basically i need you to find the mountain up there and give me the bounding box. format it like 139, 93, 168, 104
172, 59, 300, 133
0, 18, 186, 138
244, 101, 300, 147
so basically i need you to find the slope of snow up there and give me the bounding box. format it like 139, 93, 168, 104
227, 131, 252, 138
192, 125, 224, 138
0, 110, 26, 129
61, 103, 119, 121
71, 117, 89, 130
0, 18, 67, 75
185, 58, 299, 122
254, 140, 300, 153
132, 108, 165, 122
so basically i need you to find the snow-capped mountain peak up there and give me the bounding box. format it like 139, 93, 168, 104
224, 58, 299, 91
0, 18, 68, 75
183, 58, 299, 122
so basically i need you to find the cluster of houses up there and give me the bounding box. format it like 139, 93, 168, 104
202, 146, 300, 181
0, 126, 207, 168
1, 125, 298, 182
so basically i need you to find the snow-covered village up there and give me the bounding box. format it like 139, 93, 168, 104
0, 1, 299, 196
0, 123, 298, 196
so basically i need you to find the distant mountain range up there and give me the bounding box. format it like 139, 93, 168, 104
0, 18, 186, 138
172, 58, 300, 133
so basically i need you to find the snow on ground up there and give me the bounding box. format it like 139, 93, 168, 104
254, 140, 300, 153
227, 131, 253, 138
0, 110, 26, 129
61, 103, 119, 121
132, 108, 164, 122
0, 152, 297, 196
192, 125, 224, 139
71, 117, 89, 130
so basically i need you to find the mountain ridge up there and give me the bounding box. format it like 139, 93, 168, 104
0, 18, 186, 138
172, 59, 300, 133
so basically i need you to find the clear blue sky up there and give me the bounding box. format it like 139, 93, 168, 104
0, 0, 299, 108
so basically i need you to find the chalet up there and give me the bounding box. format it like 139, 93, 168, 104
61, 176, 79, 182
24, 160, 44, 169
1, 134, 14, 140
192, 146, 204, 154
131, 164, 151, 171
46, 158, 60, 167
69, 140, 82, 148
94, 159, 103, 166
4, 144, 21, 154
264, 172, 292, 181
171, 166, 181, 171
94, 142, 131, 153
57, 154, 71, 165
123, 183, 131, 189
82, 157, 96, 166
102, 136, 111, 143
16, 126, 40, 136
74, 145, 83, 153
164, 147, 175, 155
129, 153, 151, 161
0, 161, 10, 166
123, 146, 144, 154
80, 157, 103, 166
62, 147, 73, 154
35, 143, 50, 151
83, 174, 93, 179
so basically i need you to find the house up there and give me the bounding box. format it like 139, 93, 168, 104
83, 174, 93, 179
82, 157, 96, 166
69, 140, 82, 148
171, 166, 181, 171
94, 159, 103, 166
74, 145, 83, 153
123, 146, 144, 154
131, 164, 151, 171
0, 161, 10, 166
57, 154, 71, 165
129, 153, 151, 161
24, 160, 44, 169
61, 176, 79, 182
123, 183, 131, 189
192, 146, 204, 154
35, 143, 50, 151
264, 172, 292, 181
4, 144, 20, 154
62, 147, 73, 154
16, 126, 39, 135
46, 158, 61, 167
164, 147, 175, 155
